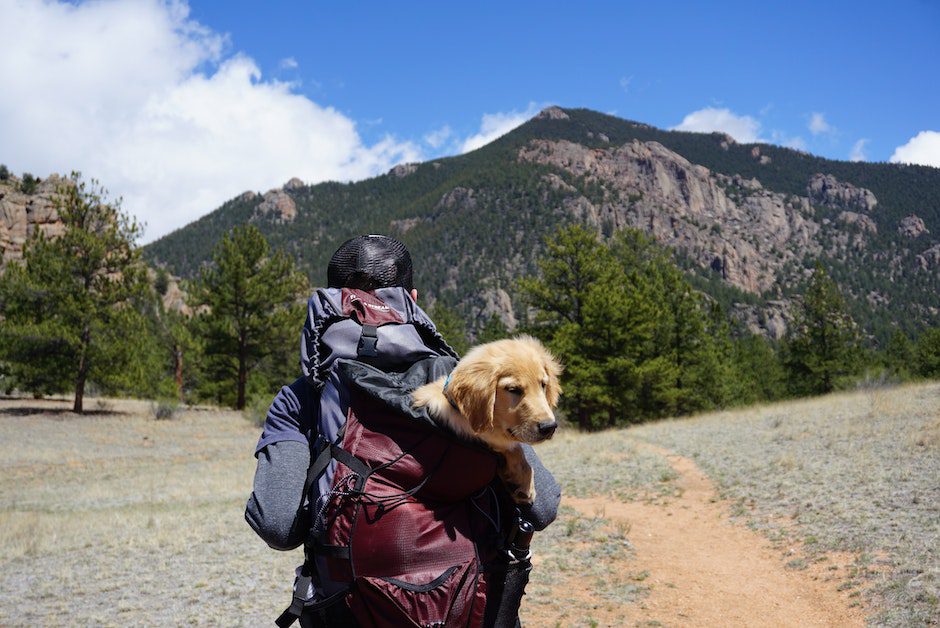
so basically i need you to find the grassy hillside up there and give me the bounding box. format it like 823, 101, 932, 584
143, 108, 940, 341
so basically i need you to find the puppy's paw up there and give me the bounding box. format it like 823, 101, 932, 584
510, 484, 536, 506
499, 445, 536, 506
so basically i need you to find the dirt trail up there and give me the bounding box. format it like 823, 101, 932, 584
561, 444, 866, 627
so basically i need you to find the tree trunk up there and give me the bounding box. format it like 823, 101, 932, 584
174, 344, 184, 402
74, 325, 91, 414
237, 339, 247, 410
577, 401, 590, 431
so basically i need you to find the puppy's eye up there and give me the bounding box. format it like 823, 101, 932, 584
541, 381, 547, 389
506, 386, 523, 395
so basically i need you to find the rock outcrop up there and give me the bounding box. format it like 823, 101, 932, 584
915, 243, 940, 272
898, 214, 928, 238
536, 106, 570, 120
253, 189, 297, 222
475, 287, 518, 331
0, 174, 70, 270
518, 139, 821, 293
750, 146, 771, 165
837, 211, 877, 234
807, 174, 878, 213
283, 177, 305, 190
389, 163, 418, 178
436, 187, 477, 212
731, 300, 793, 340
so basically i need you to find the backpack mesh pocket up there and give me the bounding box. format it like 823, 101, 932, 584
349, 558, 485, 628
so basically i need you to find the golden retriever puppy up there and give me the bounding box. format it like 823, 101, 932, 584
413, 335, 562, 505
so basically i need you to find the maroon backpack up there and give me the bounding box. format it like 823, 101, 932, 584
277, 288, 503, 628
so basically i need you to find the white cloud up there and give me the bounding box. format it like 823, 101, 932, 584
460, 103, 542, 153
808, 112, 832, 136
849, 139, 869, 162
619, 75, 633, 94
424, 125, 453, 150
279, 56, 298, 70
671, 107, 761, 143
0, 0, 420, 243
890, 131, 940, 168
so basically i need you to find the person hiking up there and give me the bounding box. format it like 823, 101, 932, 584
246, 234, 561, 627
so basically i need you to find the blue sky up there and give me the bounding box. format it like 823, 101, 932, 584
187, 1, 939, 160
1, 0, 938, 242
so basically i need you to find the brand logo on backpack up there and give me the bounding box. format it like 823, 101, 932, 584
341, 288, 403, 326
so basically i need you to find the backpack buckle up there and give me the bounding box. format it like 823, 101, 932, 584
357, 324, 379, 358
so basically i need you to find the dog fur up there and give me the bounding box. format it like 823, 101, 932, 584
412, 335, 562, 505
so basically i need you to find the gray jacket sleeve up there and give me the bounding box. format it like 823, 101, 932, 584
245, 440, 310, 551
519, 444, 561, 531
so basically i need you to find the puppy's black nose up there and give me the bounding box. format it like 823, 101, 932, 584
537, 420, 558, 438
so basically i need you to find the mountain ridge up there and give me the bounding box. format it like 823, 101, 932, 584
141, 106, 940, 342
6, 107, 938, 343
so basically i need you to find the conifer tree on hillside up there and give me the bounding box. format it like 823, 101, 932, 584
188, 225, 308, 410
884, 328, 915, 378
731, 334, 787, 403
519, 225, 635, 428
521, 225, 748, 429
613, 230, 734, 415
784, 264, 861, 395
0, 173, 153, 412
915, 328, 940, 379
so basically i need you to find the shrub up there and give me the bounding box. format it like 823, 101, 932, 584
154, 267, 170, 296
151, 398, 180, 420
0, 164, 10, 181
19, 173, 39, 194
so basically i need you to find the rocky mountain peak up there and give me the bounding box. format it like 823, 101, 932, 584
252, 188, 297, 223
283, 177, 305, 191
536, 106, 570, 120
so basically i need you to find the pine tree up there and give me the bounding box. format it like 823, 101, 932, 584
730, 334, 787, 404
188, 225, 308, 409
520, 226, 618, 428
784, 264, 861, 395
521, 225, 676, 428
915, 328, 940, 379
611, 229, 733, 416
884, 329, 915, 378
0, 173, 153, 412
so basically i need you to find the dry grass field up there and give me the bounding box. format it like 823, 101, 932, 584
0, 382, 937, 626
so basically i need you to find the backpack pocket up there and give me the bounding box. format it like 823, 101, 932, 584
349, 559, 485, 628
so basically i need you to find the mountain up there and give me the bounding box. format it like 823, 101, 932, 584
133, 108, 940, 341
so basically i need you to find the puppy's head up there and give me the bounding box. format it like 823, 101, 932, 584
446, 335, 562, 444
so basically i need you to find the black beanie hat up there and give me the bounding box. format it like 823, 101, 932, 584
327, 234, 414, 291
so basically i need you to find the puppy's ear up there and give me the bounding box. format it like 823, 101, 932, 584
542, 350, 564, 408
447, 359, 496, 433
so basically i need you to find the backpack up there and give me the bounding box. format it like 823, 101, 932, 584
276, 287, 504, 628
